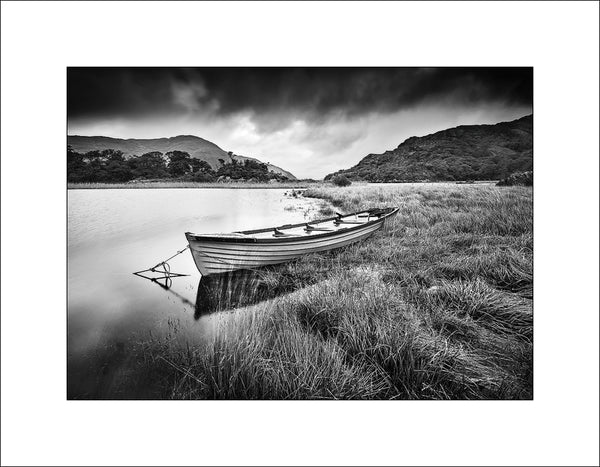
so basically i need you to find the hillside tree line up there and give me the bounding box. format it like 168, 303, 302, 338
67, 147, 290, 183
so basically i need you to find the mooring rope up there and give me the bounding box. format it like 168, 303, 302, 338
150, 245, 190, 271
133, 245, 190, 280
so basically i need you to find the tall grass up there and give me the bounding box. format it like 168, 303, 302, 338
85, 183, 533, 399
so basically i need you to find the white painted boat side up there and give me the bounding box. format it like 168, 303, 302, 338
189, 224, 382, 275
190, 222, 383, 256
193, 227, 379, 265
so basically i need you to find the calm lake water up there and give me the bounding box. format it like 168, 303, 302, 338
67, 188, 322, 398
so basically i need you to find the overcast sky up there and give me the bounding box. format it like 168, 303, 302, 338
68, 67, 532, 179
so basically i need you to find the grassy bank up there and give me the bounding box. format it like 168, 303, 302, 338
67, 181, 320, 189
79, 183, 533, 400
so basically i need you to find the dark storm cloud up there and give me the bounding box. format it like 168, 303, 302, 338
68, 67, 532, 120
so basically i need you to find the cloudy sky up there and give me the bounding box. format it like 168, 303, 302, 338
68, 68, 532, 179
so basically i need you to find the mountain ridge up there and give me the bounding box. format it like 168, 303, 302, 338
326, 114, 533, 182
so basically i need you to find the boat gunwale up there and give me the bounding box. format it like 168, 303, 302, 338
192, 223, 383, 254
185, 207, 398, 244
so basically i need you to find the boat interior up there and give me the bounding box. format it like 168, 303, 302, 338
240, 207, 396, 239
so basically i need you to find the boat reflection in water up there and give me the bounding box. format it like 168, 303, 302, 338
194, 268, 293, 318
135, 265, 305, 318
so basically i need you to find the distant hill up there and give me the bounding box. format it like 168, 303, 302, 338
326, 115, 533, 182
67, 134, 297, 180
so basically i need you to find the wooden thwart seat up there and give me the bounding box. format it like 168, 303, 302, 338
273, 228, 301, 237
334, 219, 368, 225
304, 223, 335, 233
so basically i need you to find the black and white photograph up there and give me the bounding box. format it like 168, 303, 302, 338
2, 2, 598, 466
67, 67, 534, 400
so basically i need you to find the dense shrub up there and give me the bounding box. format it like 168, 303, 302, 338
497, 171, 533, 186
331, 175, 352, 187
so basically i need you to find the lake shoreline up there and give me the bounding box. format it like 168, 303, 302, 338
68, 181, 320, 190
67, 180, 500, 190
70, 183, 533, 400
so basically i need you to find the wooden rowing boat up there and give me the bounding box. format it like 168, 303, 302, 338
185, 207, 398, 276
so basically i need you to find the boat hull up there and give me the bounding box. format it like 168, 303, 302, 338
185, 207, 397, 276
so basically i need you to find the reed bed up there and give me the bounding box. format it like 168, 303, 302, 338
90, 183, 533, 399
